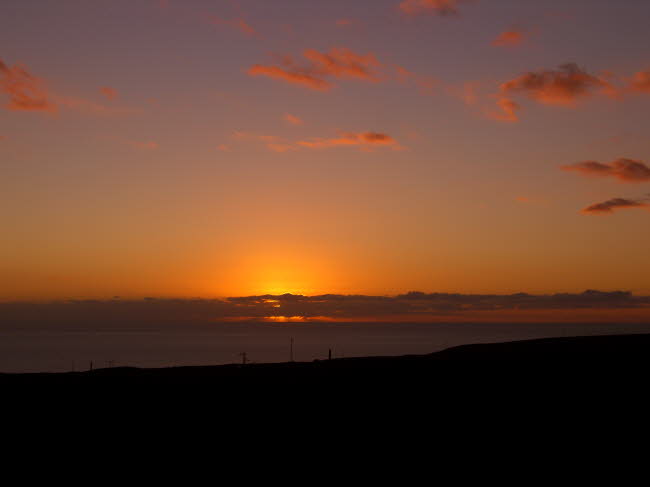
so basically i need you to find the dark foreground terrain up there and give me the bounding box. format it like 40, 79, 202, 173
2, 334, 650, 389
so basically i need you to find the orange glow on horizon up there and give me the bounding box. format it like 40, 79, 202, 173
211, 248, 345, 297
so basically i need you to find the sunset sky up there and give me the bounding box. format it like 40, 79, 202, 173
2, 0, 650, 302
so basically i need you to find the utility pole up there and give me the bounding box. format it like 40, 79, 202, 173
240, 352, 247, 365
328, 349, 332, 361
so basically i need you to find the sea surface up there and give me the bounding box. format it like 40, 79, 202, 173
2, 321, 650, 373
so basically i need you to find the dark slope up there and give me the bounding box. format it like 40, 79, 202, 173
2, 334, 649, 388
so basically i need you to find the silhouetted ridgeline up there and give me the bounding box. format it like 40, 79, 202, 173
2, 334, 650, 387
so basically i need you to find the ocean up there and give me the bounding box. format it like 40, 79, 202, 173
2, 321, 650, 373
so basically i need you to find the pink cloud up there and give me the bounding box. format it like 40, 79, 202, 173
248, 48, 381, 91
500, 63, 614, 107
297, 132, 401, 151
283, 113, 304, 125
488, 96, 520, 122
248, 65, 332, 91
582, 197, 649, 215
54, 96, 139, 116
399, 0, 466, 16
304, 48, 380, 81
230, 130, 401, 153
562, 158, 650, 183
492, 29, 526, 48
207, 15, 256, 37
0, 59, 57, 113
394, 65, 439, 95
627, 70, 650, 93
100, 86, 118, 100
131, 140, 158, 150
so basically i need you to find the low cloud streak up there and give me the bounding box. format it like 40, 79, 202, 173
581, 197, 649, 214
562, 158, 650, 183
3, 290, 649, 325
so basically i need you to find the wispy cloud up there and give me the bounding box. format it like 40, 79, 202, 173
304, 48, 380, 81
394, 65, 439, 95
100, 86, 118, 100
582, 197, 650, 215
627, 70, 650, 93
500, 63, 614, 107
296, 132, 401, 151
248, 48, 381, 91
54, 96, 139, 116
488, 96, 521, 122
207, 14, 257, 37
283, 113, 304, 125
248, 65, 332, 91
231, 130, 401, 153
492, 29, 526, 48
131, 140, 158, 150
562, 158, 650, 183
399, 0, 468, 16
0, 58, 57, 113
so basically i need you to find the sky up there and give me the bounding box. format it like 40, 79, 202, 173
2, 0, 650, 304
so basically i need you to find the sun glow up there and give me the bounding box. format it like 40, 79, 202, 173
216, 249, 343, 297
264, 316, 307, 322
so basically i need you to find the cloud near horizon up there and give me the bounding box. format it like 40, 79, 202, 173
581, 197, 650, 215
2, 290, 649, 325
248, 48, 381, 91
562, 158, 650, 183
0, 59, 57, 113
